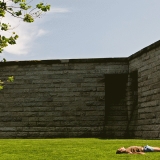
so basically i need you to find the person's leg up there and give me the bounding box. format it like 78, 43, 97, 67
152, 147, 160, 152
143, 145, 154, 152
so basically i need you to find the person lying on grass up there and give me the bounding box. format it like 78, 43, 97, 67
116, 145, 160, 154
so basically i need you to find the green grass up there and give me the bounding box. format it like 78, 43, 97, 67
0, 139, 159, 159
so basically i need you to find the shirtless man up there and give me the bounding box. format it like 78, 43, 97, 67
116, 145, 160, 154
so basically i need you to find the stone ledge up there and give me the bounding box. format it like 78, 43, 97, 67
0, 58, 128, 66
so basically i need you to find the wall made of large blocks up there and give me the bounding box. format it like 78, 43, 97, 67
129, 46, 160, 139
0, 40, 159, 139
0, 59, 128, 138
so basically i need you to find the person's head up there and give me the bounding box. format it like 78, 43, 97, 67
116, 147, 126, 154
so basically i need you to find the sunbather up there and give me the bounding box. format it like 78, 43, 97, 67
116, 145, 160, 154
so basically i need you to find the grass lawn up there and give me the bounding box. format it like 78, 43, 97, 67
0, 138, 159, 160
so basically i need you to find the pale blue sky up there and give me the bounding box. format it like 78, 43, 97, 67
2, 0, 160, 61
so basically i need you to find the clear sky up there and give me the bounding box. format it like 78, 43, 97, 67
1, 0, 160, 61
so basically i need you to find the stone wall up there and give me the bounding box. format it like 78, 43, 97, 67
128, 42, 160, 139
0, 40, 159, 139
0, 58, 128, 138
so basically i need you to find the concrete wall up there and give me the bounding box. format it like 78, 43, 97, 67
0, 58, 128, 138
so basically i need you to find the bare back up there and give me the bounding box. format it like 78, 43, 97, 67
126, 146, 143, 154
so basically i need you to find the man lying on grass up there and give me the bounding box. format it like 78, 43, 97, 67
116, 145, 160, 154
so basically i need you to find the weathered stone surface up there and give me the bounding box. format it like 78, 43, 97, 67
0, 41, 159, 139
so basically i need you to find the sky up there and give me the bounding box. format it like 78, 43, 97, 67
1, 0, 160, 61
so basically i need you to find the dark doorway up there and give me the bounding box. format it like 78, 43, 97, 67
104, 74, 128, 138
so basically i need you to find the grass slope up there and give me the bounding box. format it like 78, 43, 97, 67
0, 139, 159, 160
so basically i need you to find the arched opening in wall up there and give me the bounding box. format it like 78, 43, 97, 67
104, 74, 128, 138
126, 70, 138, 138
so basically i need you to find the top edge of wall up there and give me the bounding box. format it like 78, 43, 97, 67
128, 40, 160, 60
0, 40, 160, 66
0, 58, 128, 66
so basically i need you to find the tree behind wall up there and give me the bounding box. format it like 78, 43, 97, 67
0, 0, 50, 89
